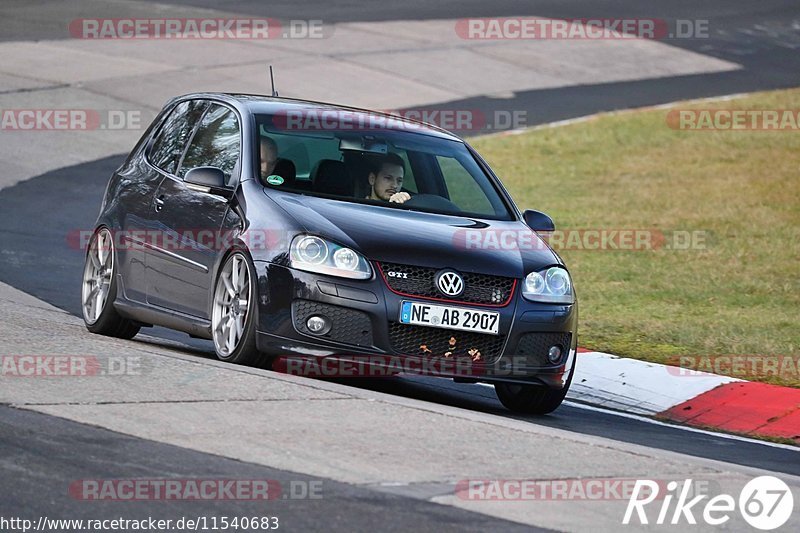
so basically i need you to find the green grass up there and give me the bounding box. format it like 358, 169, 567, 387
471, 89, 800, 387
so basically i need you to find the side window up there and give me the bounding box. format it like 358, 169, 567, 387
148, 100, 207, 175
437, 155, 493, 214
259, 125, 338, 179
179, 104, 241, 184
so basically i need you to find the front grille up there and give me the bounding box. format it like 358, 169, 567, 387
378, 262, 515, 306
513, 332, 572, 366
292, 300, 374, 347
388, 322, 506, 363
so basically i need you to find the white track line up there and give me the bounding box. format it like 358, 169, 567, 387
562, 400, 800, 451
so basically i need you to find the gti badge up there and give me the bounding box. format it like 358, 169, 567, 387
387, 271, 409, 279
435, 270, 464, 297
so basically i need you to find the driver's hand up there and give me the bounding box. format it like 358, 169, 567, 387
389, 192, 411, 204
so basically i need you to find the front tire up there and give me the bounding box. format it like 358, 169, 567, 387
494, 360, 575, 414
211, 251, 269, 367
81, 228, 140, 339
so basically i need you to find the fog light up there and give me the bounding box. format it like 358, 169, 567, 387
547, 345, 563, 363
306, 315, 331, 335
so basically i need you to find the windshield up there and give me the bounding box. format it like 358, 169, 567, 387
254, 113, 514, 220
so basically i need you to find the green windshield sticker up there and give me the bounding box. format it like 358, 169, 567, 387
266, 175, 284, 186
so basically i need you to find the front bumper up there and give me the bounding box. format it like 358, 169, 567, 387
253, 261, 578, 388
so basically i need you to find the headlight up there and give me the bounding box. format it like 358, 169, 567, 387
522, 267, 574, 303
290, 235, 371, 280
294, 236, 328, 265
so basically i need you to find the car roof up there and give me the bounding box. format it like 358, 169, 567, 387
169, 92, 464, 142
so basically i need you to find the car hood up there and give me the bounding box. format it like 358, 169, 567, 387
265, 191, 560, 278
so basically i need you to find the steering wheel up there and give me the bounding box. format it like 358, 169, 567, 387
402, 193, 460, 211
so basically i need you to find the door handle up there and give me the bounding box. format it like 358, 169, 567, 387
154, 196, 165, 212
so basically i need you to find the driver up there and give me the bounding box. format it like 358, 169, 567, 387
366, 153, 410, 204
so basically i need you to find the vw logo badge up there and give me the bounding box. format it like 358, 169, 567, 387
435, 270, 464, 297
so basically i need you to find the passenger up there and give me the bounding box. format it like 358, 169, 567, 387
366, 153, 410, 204
259, 136, 278, 179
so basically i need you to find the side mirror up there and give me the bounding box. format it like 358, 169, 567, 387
185, 166, 226, 189
523, 209, 555, 232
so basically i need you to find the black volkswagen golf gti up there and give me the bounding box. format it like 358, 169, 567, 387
82, 93, 578, 413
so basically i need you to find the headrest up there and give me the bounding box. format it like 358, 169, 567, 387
311, 159, 352, 196
272, 158, 296, 187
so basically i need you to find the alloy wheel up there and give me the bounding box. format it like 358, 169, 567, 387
81, 228, 114, 325
212, 253, 252, 358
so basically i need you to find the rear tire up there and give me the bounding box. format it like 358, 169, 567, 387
81, 228, 140, 339
211, 251, 270, 367
494, 359, 575, 414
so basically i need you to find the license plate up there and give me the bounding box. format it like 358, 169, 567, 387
399, 301, 500, 335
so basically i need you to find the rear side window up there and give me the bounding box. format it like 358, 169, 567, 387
179, 104, 241, 184
148, 100, 208, 175
259, 126, 341, 179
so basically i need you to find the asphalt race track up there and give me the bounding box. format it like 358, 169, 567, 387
1, 1, 799, 531
1, 406, 542, 532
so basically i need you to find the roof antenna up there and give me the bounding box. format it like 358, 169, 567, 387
269, 65, 279, 97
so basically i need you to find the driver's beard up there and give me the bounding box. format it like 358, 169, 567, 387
370, 186, 391, 202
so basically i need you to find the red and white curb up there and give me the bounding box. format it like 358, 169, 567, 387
569, 348, 800, 444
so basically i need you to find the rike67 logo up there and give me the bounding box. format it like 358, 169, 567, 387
624, 476, 794, 530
